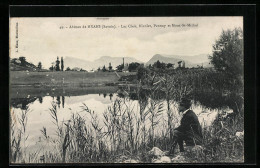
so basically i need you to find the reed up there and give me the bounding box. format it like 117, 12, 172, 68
10, 108, 30, 163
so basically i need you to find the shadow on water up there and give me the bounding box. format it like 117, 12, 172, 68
11, 85, 241, 112
117, 86, 242, 112
193, 90, 243, 112
11, 97, 38, 110
10, 86, 118, 110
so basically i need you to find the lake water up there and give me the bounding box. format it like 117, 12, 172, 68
10, 86, 232, 157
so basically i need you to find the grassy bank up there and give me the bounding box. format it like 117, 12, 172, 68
10, 71, 119, 85
10, 86, 119, 98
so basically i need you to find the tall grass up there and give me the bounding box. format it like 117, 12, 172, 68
10, 108, 30, 163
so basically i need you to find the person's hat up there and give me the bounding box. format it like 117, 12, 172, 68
179, 97, 191, 108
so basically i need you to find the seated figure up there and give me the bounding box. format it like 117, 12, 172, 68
170, 97, 203, 154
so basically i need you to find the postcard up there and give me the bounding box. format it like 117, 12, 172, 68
9, 16, 244, 164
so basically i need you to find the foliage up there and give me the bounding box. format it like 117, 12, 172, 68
209, 28, 243, 78
128, 62, 141, 72
49, 66, 54, 71
19, 57, 26, 66
102, 65, 107, 72
37, 62, 42, 69
166, 63, 174, 69
61, 57, 64, 71
136, 66, 150, 81
153, 60, 166, 69
108, 64, 113, 71
116, 64, 124, 72
55, 57, 60, 71
65, 67, 71, 71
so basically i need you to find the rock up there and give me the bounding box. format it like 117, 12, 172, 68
235, 131, 244, 138
152, 156, 171, 163
148, 147, 166, 157
191, 145, 204, 152
160, 156, 171, 163
171, 153, 186, 163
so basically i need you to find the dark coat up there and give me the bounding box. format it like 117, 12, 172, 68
175, 110, 203, 145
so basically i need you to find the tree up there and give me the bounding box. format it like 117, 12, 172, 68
102, 65, 107, 72
209, 28, 243, 78
19, 56, 26, 66
38, 62, 42, 69
153, 60, 166, 69
49, 66, 54, 71
137, 66, 150, 84
166, 63, 174, 69
108, 63, 113, 71
61, 57, 64, 71
128, 62, 140, 72
66, 67, 71, 71
116, 64, 124, 72
56, 57, 60, 71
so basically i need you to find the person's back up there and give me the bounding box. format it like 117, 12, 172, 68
170, 98, 203, 154
178, 110, 203, 146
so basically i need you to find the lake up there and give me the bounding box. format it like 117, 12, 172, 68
10, 86, 232, 158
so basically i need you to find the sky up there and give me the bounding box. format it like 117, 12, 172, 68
10, 17, 243, 69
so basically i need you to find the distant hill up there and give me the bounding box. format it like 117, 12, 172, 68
10, 63, 35, 71
64, 56, 143, 71
10, 58, 47, 71
146, 54, 184, 66
146, 54, 212, 68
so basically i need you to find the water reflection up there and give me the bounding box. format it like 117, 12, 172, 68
109, 93, 113, 100
62, 96, 65, 108
11, 88, 239, 112
38, 97, 43, 104
11, 97, 38, 110
116, 87, 238, 111
11, 94, 116, 111
56, 96, 60, 108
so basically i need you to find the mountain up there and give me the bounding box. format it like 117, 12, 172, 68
164, 54, 210, 65
146, 54, 212, 68
63, 57, 92, 70
64, 56, 143, 71
146, 54, 184, 66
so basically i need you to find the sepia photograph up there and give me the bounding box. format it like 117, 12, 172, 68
9, 17, 244, 164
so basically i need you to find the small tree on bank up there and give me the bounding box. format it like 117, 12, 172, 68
56, 57, 60, 71
128, 62, 140, 72
209, 27, 243, 93
102, 65, 107, 72
49, 66, 54, 71
19, 56, 26, 66
61, 57, 64, 71
209, 28, 243, 78
38, 62, 42, 69
116, 64, 124, 72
